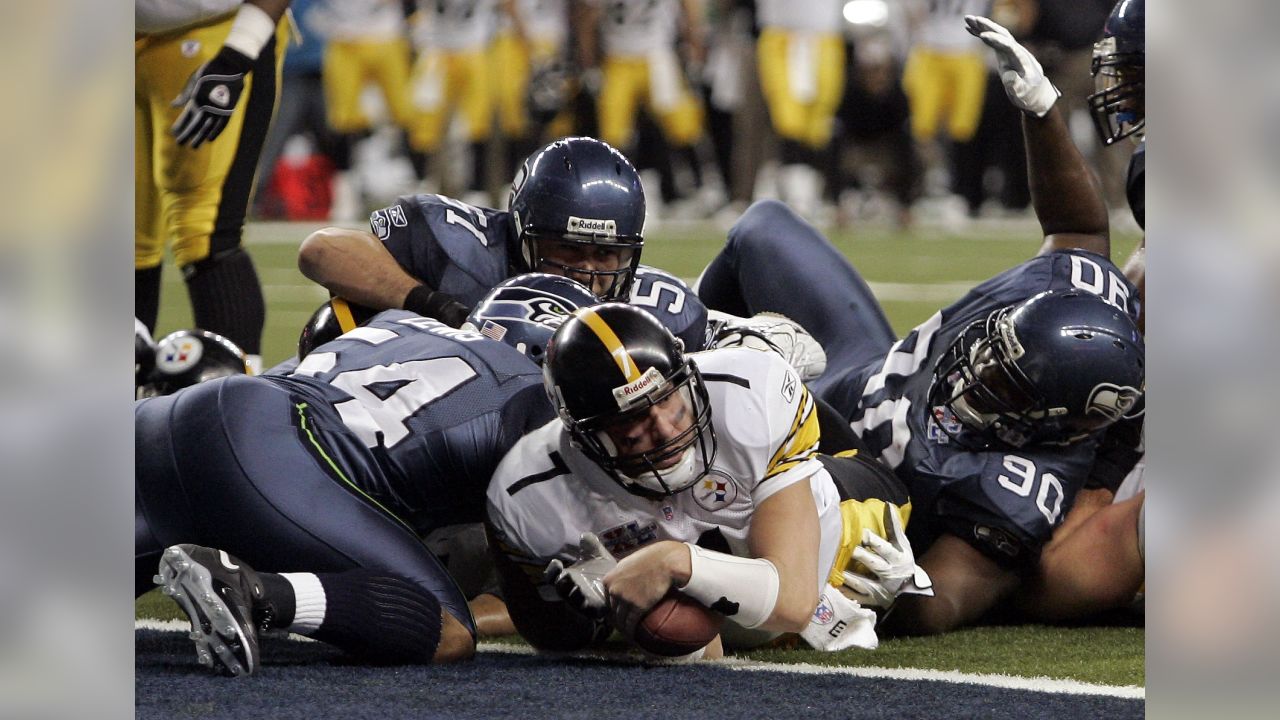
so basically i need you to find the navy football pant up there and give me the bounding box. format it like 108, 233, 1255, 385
134, 375, 474, 636
697, 199, 897, 411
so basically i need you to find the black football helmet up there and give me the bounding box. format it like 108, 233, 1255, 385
297, 297, 378, 359
1089, 0, 1145, 145
140, 329, 250, 397
544, 303, 715, 498
464, 273, 599, 365
508, 137, 645, 301
927, 290, 1145, 448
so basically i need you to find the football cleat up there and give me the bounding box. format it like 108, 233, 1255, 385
154, 545, 266, 677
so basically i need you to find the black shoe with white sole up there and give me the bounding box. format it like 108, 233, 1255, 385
154, 544, 267, 677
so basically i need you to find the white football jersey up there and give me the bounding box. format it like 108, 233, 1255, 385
500, 0, 568, 46
413, 0, 499, 51
596, 0, 681, 57
308, 0, 406, 42
914, 0, 991, 52
756, 0, 844, 34
136, 0, 241, 35
487, 347, 843, 599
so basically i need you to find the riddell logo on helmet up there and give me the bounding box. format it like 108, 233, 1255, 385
612, 367, 664, 409
568, 216, 617, 236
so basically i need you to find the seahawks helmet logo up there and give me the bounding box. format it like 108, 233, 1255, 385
485, 287, 578, 328
1085, 383, 1142, 421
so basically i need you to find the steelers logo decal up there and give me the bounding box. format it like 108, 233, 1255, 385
692, 469, 739, 511
157, 337, 203, 375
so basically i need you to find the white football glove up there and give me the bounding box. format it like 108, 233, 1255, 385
708, 311, 827, 381
799, 584, 879, 651
842, 506, 934, 609
544, 532, 618, 619
964, 15, 1060, 117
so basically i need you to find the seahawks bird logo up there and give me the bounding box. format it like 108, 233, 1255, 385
485, 287, 578, 328
1085, 383, 1142, 421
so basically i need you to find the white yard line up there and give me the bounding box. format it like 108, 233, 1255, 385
138, 619, 1141, 698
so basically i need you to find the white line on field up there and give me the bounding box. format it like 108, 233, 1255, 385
138, 619, 1139, 699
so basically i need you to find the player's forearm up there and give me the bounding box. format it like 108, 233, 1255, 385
298, 227, 422, 310
1024, 105, 1110, 247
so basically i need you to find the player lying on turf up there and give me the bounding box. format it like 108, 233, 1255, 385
295, 135, 828, 380
136, 274, 595, 675
694, 15, 1146, 634
486, 303, 934, 659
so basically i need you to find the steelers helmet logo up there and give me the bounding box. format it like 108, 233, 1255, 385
692, 469, 739, 511
156, 336, 203, 374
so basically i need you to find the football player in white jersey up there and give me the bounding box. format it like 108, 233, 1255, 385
486, 303, 932, 657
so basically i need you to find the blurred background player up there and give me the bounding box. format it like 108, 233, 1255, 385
135, 0, 293, 374
309, 0, 417, 221
408, 0, 505, 205
755, 0, 847, 221
901, 0, 992, 215
1089, 0, 1144, 231
577, 0, 709, 216
491, 0, 573, 183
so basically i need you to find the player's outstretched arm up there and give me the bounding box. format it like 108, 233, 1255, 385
965, 15, 1109, 257
604, 480, 823, 636
298, 227, 424, 313
881, 533, 1020, 636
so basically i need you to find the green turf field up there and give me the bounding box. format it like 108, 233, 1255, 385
144, 217, 1144, 689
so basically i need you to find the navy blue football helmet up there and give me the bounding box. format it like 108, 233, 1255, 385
465, 273, 599, 365
508, 137, 645, 301
928, 290, 1145, 448
140, 329, 250, 397
1089, 0, 1145, 145
543, 303, 716, 499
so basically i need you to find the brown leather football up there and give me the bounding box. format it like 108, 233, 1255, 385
632, 591, 724, 657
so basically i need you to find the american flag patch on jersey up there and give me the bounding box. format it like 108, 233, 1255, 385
480, 320, 507, 341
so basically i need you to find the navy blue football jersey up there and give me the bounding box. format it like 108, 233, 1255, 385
830, 250, 1142, 566
370, 194, 710, 349
269, 310, 555, 535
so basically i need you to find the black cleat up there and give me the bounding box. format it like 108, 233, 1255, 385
154, 545, 265, 677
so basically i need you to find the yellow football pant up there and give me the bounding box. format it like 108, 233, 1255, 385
597, 55, 703, 149
902, 49, 988, 142
409, 49, 494, 151
135, 15, 287, 270
757, 28, 845, 149
322, 37, 416, 134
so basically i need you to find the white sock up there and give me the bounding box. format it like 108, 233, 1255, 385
281, 572, 326, 634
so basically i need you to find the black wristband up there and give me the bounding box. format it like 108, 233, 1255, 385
403, 284, 470, 328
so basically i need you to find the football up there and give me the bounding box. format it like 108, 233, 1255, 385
632, 591, 724, 657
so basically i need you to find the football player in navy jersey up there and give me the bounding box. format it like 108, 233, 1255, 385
136, 274, 596, 675
696, 16, 1147, 634
294, 135, 828, 378
297, 136, 709, 353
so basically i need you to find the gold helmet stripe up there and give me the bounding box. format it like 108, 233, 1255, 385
577, 307, 641, 382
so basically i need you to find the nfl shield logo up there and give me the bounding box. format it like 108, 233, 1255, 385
813, 595, 835, 625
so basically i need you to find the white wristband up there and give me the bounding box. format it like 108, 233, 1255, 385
678, 543, 779, 629
223, 3, 276, 60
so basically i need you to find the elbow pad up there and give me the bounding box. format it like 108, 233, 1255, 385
677, 544, 779, 629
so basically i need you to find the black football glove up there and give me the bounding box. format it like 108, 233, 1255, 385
170, 46, 254, 148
